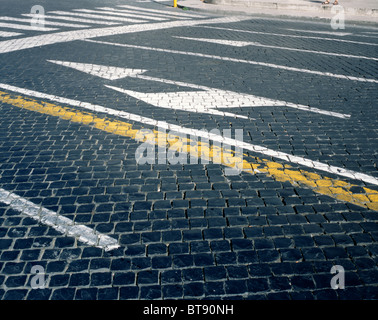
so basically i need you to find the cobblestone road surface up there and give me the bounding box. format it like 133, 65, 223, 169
0, 0, 377, 300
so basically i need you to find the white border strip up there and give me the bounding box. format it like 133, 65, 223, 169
1, 82, 377, 186
174, 36, 378, 62
84, 39, 378, 84
0, 187, 119, 251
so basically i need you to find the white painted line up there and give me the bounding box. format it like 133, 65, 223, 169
48, 10, 148, 23
0, 187, 119, 251
73, 8, 167, 22
2, 82, 375, 186
198, 26, 378, 47
175, 37, 254, 47
22, 13, 120, 26
0, 16, 247, 54
0, 30, 23, 37
285, 28, 352, 36
45, 59, 349, 119
95, 6, 188, 20
0, 16, 90, 28
117, 4, 204, 18
0, 22, 58, 32
174, 36, 378, 61
84, 39, 378, 84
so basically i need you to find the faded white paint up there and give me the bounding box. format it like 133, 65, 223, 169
73, 8, 168, 21
175, 36, 378, 61
46, 59, 350, 119
198, 26, 378, 47
0, 16, 247, 54
0, 187, 119, 251
84, 39, 378, 84
48, 10, 148, 23
0, 21, 57, 31
47, 60, 147, 80
0, 16, 90, 28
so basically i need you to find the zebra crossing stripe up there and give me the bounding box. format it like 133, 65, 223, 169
0, 30, 23, 37
117, 4, 204, 18
0, 16, 90, 28
73, 8, 167, 21
0, 21, 58, 32
48, 10, 148, 23
95, 6, 188, 20
0, 16, 248, 54
22, 13, 119, 25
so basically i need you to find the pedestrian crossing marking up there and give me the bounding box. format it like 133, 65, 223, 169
0, 16, 90, 28
48, 10, 148, 23
0, 21, 57, 32
22, 13, 120, 25
0, 30, 23, 37
95, 6, 188, 20
73, 8, 168, 21
0, 4, 206, 40
117, 4, 204, 18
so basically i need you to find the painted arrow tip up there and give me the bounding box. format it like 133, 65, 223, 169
105, 85, 251, 119
47, 60, 147, 80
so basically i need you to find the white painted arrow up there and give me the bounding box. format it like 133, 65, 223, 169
47, 60, 351, 119
105, 86, 257, 119
47, 60, 147, 80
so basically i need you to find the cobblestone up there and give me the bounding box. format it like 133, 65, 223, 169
0, 0, 377, 302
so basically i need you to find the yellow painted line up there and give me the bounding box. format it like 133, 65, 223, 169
1, 90, 377, 211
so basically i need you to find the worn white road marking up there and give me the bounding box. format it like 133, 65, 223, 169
285, 29, 352, 36
73, 8, 168, 21
0, 16, 90, 28
96, 6, 188, 20
0, 16, 247, 54
46, 59, 350, 119
22, 13, 120, 25
117, 4, 204, 18
107, 86, 250, 119
174, 36, 378, 61
0, 22, 58, 32
2, 82, 375, 186
197, 26, 378, 47
286, 29, 378, 39
0, 187, 119, 251
84, 39, 378, 84
0, 31, 23, 37
48, 10, 148, 23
